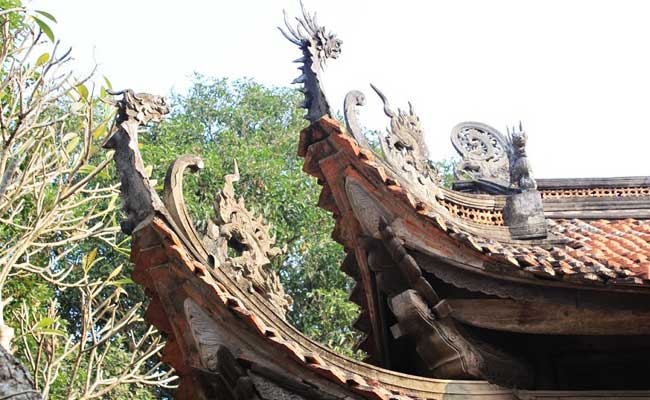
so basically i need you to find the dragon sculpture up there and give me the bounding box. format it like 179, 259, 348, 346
342, 86, 442, 205
370, 84, 440, 187
103, 90, 170, 234
105, 90, 292, 317
280, 2, 342, 123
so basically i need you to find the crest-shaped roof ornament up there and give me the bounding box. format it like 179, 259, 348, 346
202, 162, 292, 315
280, 2, 342, 123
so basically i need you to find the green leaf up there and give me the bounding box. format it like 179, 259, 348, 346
32, 16, 54, 42
35, 52, 49, 67
78, 165, 95, 175
62, 132, 77, 142
76, 84, 89, 101
92, 121, 108, 140
36, 328, 66, 337
103, 76, 113, 90
111, 278, 134, 287
34, 10, 57, 23
34, 317, 55, 329
83, 248, 98, 272
106, 265, 124, 282
65, 136, 80, 154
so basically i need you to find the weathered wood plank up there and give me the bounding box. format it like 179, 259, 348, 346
449, 299, 650, 335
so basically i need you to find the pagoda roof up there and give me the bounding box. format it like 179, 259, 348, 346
99, 4, 650, 395
299, 117, 650, 290
104, 87, 650, 398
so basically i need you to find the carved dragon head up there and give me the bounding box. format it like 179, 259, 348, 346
108, 89, 169, 125
280, 2, 342, 123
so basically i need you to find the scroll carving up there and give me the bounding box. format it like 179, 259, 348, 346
343, 90, 368, 149
163, 155, 209, 261
202, 163, 292, 316
280, 3, 342, 123
452, 121, 537, 192
451, 121, 510, 186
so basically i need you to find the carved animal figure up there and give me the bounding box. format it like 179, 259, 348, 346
370, 85, 439, 186
280, 2, 342, 123
103, 90, 169, 233
506, 122, 536, 191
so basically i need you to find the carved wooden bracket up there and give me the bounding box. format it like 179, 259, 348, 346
389, 289, 533, 388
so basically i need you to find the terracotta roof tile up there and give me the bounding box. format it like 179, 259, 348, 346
437, 215, 650, 286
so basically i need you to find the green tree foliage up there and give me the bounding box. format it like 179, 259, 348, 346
1, 4, 457, 397
0, 6, 174, 399
143, 75, 364, 357
141, 76, 458, 358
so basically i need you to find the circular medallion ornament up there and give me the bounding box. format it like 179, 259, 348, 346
451, 121, 510, 182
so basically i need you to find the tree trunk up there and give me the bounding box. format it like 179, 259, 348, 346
0, 344, 42, 400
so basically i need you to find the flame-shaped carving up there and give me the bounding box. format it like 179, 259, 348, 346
203, 162, 292, 315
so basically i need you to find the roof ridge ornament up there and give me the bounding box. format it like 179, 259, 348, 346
452, 121, 537, 192
506, 121, 537, 191
203, 161, 292, 316
371, 84, 440, 187
280, 2, 342, 123
103, 89, 170, 235
451, 121, 511, 188
105, 90, 291, 317
343, 85, 441, 200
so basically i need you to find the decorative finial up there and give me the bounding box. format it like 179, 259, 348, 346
279, 2, 342, 123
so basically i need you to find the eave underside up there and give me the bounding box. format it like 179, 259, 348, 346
297, 117, 650, 390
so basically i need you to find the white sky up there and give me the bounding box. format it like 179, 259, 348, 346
27, 0, 650, 179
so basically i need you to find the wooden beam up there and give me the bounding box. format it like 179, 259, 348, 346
448, 299, 650, 335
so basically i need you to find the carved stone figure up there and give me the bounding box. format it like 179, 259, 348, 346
279, 2, 342, 123
506, 122, 537, 191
